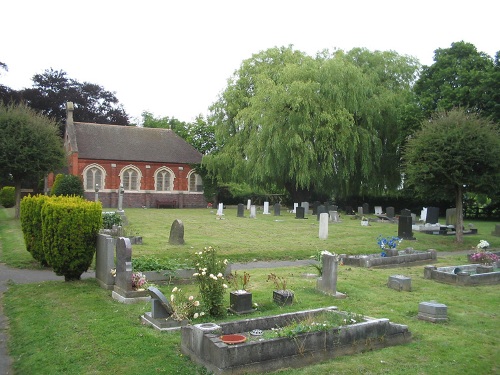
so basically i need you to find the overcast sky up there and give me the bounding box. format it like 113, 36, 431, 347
1, 1, 498, 124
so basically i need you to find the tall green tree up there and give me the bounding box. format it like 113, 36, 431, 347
403, 109, 500, 243
0, 104, 65, 218
205, 46, 418, 202
20, 68, 130, 134
414, 41, 498, 121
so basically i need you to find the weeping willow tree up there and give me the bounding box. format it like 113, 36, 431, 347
204, 46, 420, 202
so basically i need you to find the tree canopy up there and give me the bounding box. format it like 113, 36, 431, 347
414, 41, 499, 122
403, 109, 500, 242
0, 103, 66, 217
205, 46, 420, 202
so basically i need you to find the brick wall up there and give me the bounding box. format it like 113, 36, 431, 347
85, 191, 207, 209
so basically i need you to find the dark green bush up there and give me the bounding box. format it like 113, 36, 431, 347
20, 195, 50, 266
51, 174, 84, 197
41, 196, 102, 281
0, 186, 15, 208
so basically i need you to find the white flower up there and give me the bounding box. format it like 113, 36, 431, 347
188, 295, 194, 301
170, 294, 175, 302
217, 272, 223, 278
193, 313, 199, 319
223, 259, 228, 265
200, 312, 205, 316
321, 250, 332, 256
223, 284, 228, 289
193, 273, 199, 277
172, 287, 178, 293
201, 271, 206, 276
194, 300, 200, 306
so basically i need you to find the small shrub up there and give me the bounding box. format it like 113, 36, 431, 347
102, 212, 123, 229
0, 186, 15, 208
192, 246, 228, 317
51, 174, 84, 197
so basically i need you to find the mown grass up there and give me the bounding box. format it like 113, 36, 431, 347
1, 207, 499, 374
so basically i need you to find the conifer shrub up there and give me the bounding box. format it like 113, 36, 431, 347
41, 196, 102, 281
20, 194, 50, 266
0, 186, 15, 208
51, 174, 84, 197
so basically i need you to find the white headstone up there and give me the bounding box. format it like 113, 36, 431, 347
263, 201, 270, 214
319, 213, 329, 240
374, 206, 383, 215
250, 205, 257, 218
247, 199, 251, 210
293, 203, 298, 213
217, 203, 224, 216
329, 211, 340, 222
420, 207, 427, 222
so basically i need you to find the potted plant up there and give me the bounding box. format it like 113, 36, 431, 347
228, 271, 254, 314
267, 273, 294, 306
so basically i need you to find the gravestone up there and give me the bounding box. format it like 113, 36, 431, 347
420, 207, 427, 222
491, 224, 500, 237
401, 209, 411, 217
115, 237, 133, 293
292, 203, 298, 213
301, 202, 310, 215
217, 203, 224, 217
295, 206, 305, 219
329, 211, 340, 222
274, 203, 281, 216
331, 205, 338, 212
411, 213, 417, 225
426, 207, 440, 224
398, 215, 415, 240
312, 201, 320, 215
169, 219, 185, 245
117, 184, 124, 212
141, 287, 190, 331
95, 234, 116, 290
386, 206, 395, 219
263, 201, 270, 214
247, 199, 251, 210
374, 206, 383, 215
418, 301, 448, 322
387, 275, 412, 292
345, 206, 353, 215
317, 205, 327, 221
362, 203, 369, 215
358, 206, 363, 216
237, 203, 245, 218
319, 213, 329, 240
250, 205, 257, 218
316, 253, 345, 298
445, 208, 456, 227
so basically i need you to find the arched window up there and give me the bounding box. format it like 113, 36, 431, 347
188, 172, 203, 192
120, 166, 141, 191
155, 168, 174, 191
83, 164, 105, 191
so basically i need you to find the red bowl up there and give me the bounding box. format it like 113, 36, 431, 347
220, 334, 247, 344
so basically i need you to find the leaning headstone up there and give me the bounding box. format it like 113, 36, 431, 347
263, 201, 270, 214
237, 203, 245, 218
141, 287, 190, 331
362, 203, 369, 215
374, 206, 383, 215
418, 301, 448, 322
301, 202, 310, 215
446, 208, 457, 227
295, 206, 305, 219
386, 206, 395, 219
426, 207, 440, 224
316, 252, 345, 298
319, 213, 329, 240
491, 224, 500, 237
169, 219, 185, 245
398, 215, 415, 240
249, 205, 257, 218
273, 203, 281, 216
387, 275, 412, 292
317, 205, 327, 221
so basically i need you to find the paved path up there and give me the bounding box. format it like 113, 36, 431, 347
0, 252, 470, 375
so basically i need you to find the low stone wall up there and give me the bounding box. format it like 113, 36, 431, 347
340, 249, 436, 268
424, 264, 500, 286
181, 307, 412, 374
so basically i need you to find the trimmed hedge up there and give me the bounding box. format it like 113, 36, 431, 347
0, 186, 15, 208
20, 195, 50, 266
42, 197, 102, 281
51, 174, 84, 197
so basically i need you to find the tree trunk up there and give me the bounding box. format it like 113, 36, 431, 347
14, 180, 22, 219
455, 185, 464, 244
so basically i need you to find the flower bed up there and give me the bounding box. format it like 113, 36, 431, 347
181, 307, 411, 374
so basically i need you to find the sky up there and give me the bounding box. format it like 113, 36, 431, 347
1, 1, 498, 124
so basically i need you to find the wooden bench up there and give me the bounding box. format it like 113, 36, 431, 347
156, 199, 177, 209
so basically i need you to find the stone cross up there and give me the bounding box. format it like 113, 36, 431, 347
169, 219, 185, 245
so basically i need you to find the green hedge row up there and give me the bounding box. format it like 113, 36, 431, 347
20, 195, 102, 281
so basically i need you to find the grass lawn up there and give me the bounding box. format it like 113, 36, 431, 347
1, 207, 499, 374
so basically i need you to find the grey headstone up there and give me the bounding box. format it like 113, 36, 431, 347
312, 201, 320, 215
426, 207, 440, 224
317, 205, 327, 221
115, 237, 133, 292
386, 206, 395, 218
319, 213, 329, 239
401, 209, 411, 217
418, 301, 448, 322
95, 234, 115, 290
148, 286, 174, 318
274, 203, 281, 216
237, 203, 245, 218
362, 203, 369, 215
398, 216, 415, 240
446, 208, 456, 226
317, 253, 339, 296
492, 224, 500, 237
295, 206, 305, 219
300, 202, 309, 215
169, 219, 185, 245
387, 275, 412, 292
